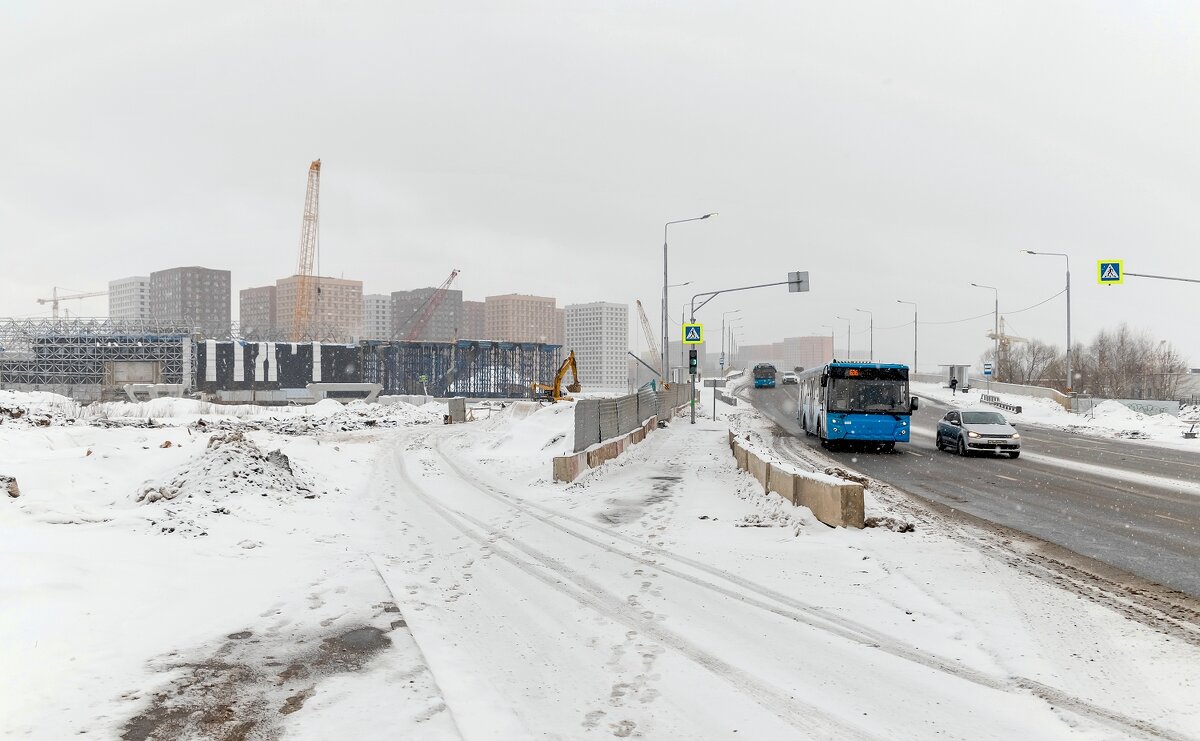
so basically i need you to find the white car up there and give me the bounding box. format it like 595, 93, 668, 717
935, 410, 1021, 458
781, 372, 799, 385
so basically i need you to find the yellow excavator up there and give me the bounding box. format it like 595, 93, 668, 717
531, 351, 582, 402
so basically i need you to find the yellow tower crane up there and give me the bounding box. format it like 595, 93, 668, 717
292, 159, 321, 341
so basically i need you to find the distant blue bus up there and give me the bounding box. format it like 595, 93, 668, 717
797, 362, 918, 450
753, 363, 777, 388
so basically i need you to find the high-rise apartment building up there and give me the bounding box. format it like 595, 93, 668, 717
362, 294, 392, 340
485, 294, 561, 344
149, 266, 231, 337
108, 276, 151, 320
555, 308, 566, 346
391, 287, 463, 342
462, 300, 486, 340
276, 275, 363, 342
239, 286, 277, 339
565, 302, 628, 392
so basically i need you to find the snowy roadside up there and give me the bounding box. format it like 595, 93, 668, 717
911, 381, 1200, 450
4, 388, 1200, 739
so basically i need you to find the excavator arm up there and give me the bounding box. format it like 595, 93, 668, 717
531, 350, 581, 402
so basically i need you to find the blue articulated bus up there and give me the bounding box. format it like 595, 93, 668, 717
796, 362, 919, 450
753, 363, 777, 388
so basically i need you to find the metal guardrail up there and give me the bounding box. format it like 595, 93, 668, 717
981, 394, 1022, 414
716, 391, 738, 406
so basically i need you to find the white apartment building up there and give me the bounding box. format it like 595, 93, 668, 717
362, 294, 392, 340
108, 276, 151, 320
565, 302, 628, 392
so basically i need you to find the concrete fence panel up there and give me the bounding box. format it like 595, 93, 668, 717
574, 399, 602, 453
599, 399, 619, 442
617, 394, 639, 435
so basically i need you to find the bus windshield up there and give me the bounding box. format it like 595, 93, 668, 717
827, 370, 910, 413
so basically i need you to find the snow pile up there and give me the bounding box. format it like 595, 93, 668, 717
135, 431, 313, 535
912, 382, 1199, 446
475, 401, 574, 457
85, 397, 282, 420
257, 400, 443, 434
0, 390, 81, 427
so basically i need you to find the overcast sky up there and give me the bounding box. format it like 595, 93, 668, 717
3, 1, 1198, 370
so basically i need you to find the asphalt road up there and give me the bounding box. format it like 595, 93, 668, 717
746, 386, 1200, 598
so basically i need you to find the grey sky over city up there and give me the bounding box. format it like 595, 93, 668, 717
3, 1, 1198, 369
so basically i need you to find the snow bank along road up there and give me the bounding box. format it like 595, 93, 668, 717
5, 395, 1200, 739
747, 386, 1200, 598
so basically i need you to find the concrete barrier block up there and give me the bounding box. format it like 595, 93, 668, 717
553, 452, 588, 483
748, 454, 771, 492
586, 441, 621, 468
795, 477, 865, 529
733, 442, 749, 470
768, 465, 797, 504
629, 428, 645, 444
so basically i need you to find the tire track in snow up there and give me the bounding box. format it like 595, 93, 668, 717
388, 440, 872, 740
433, 431, 1190, 741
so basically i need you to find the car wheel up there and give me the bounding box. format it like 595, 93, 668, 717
1008, 451, 1020, 459
935, 433, 943, 451
957, 437, 968, 457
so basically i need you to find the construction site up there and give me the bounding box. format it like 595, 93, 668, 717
0, 160, 564, 403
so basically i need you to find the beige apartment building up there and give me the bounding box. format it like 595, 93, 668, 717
275, 275, 363, 342
485, 294, 561, 344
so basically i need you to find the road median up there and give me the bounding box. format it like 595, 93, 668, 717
729, 430, 864, 528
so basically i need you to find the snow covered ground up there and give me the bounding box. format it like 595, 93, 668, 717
4, 389, 1200, 739
912, 381, 1200, 450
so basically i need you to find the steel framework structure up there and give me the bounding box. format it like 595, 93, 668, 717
361, 340, 562, 398
0, 318, 194, 386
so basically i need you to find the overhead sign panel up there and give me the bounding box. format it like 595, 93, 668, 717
682, 323, 703, 344
788, 271, 810, 293
1098, 260, 1123, 285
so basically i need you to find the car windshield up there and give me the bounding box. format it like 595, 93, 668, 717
961, 411, 1008, 425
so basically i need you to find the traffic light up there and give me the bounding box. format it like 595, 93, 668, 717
688, 348, 698, 373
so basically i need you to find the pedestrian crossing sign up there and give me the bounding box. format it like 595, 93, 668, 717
682, 323, 704, 344
1098, 260, 1123, 284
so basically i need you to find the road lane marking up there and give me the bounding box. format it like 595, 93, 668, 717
995, 474, 1019, 482
1018, 450, 1200, 498
1153, 513, 1190, 525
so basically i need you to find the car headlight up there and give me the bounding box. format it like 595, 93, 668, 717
1011, 433, 1020, 439
967, 431, 981, 438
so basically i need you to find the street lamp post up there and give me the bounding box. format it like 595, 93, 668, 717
855, 308, 873, 362
721, 310, 741, 371
820, 324, 835, 361
896, 301, 916, 372
663, 215, 716, 389
1024, 251, 1072, 391
970, 283, 999, 391
835, 316, 851, 360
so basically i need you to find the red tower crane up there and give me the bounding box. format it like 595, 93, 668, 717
403, 269, 460, 341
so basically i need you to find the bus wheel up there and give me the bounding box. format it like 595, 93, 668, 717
881, 442, 895, 453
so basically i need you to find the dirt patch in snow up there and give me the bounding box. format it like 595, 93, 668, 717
135, 431, 313, 536
120, 613, 400, 741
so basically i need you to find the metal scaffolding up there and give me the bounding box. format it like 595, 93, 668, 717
0, 318, 194, 387
0, 319, 564, 401
361, 340, 562, 398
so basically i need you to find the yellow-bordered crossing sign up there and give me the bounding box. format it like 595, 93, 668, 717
1098, 260, 1123, 284
682, 323, 703, 344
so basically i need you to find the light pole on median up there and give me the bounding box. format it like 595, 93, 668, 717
1024, 250, 1072, 392
970, 283, 999, 390
663, 215, 716, 389
721, 310, 741, 371
855, 308, 873, 363
835, 316, 851, 361
668, 283, 691, 382
896, 301, 916, 372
